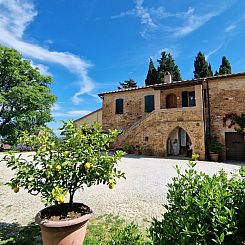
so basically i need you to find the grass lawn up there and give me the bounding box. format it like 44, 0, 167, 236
0, 215, 148, 245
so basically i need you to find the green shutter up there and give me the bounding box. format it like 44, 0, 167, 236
115, 99, 123, 114
145, 95, 155, 112
182, 91, 188, 107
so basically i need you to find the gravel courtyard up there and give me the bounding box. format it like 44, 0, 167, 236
0, 153, 242, 227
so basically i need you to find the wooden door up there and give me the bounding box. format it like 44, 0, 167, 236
225, 132, 245, 161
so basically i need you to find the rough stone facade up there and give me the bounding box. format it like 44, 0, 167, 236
208, 76, 245, 159
100, 73, 245, 161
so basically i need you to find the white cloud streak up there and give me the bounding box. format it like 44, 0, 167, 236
0, 0, 94, 105
225, 13, 245, 32
111, 0, 156, 37
112, 1, 232, 39
205, 43, 224, 60
171, 7, 227, 38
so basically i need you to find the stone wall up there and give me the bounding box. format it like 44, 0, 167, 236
160, 85, 197, 109
102, 87, 158, 131
115, 107, 206, 160
208, 76, 245, 159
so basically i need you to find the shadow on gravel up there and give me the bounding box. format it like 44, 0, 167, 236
0, 222, 41, 245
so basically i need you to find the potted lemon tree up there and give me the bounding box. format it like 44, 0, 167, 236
207, 138, 224, 162
5, 121, 125, 244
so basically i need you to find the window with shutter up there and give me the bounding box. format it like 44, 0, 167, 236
182, 91, 196, 107
145, 95, 155, 112
182, 91, 188, 107
115, 99, 123, 114
189, 91, 196, 107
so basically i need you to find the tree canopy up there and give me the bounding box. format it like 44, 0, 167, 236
0, 45, 56, 144
217, 56, 232, 75
118, 79, 137, 89
157, 51, 182, 83
193, 52, 213, 79
145, 58, 158, 86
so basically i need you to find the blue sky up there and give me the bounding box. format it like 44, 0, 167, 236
0, 0, 244, 133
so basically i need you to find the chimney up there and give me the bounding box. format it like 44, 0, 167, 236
164, 71, 172, 84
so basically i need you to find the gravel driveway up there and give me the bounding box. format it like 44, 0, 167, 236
0, 153, 242, 227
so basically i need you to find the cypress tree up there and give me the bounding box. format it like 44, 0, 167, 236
145, 58, 158, 86
118, 79, 137, 89
218, 56, 232, 75
208, 63, 213, 77
193, 52, 210, 78
157, 51, 182, 83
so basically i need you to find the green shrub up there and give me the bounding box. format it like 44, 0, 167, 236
149, 161, 245, 245
122, 143, 135, 154
107, 223, 146, 245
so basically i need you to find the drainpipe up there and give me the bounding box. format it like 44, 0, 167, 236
206, 78, 211, 138
201, 80, 207, 160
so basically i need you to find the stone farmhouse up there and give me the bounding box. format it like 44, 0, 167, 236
96, 72, 245, 161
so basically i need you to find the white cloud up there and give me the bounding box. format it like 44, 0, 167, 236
171, 7, 226, 38
51, 103, 91, 118
30, 61, 51, 76
0, 0, 94, 105
111, 0, 156, 37
205, 43, 224, 60
112, 2, 232, 39
225, 13, 245, 32
52, 110, 91, 118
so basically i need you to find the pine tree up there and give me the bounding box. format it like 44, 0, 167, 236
218, 56, 232, 75
145, 58, 158, 86
157, 51, 182, 83
118, 79, 137, 89
193, 52, 211, 79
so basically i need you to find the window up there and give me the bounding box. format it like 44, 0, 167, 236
145, 95, 155, 112
182, 91, 196, 107
115, 99, 123, 114
166, 93, 177, 108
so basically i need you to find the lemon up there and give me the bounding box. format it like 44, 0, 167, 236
56, 165, 62, 171
108, 183, 115, 189
13, 187, 19, 193
84, 162, 91, 171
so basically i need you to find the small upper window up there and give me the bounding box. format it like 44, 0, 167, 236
182, 91, 196, 107
145, 95, 155, 112
115, 99, 124, 114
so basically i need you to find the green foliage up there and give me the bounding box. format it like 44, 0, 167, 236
191, 152, 200, 161
107, 223, 146, 245
0, 45, 56, 144
194, 51, 213, 79
122, 143, 135, 154
157, 51, 182, 82
223, 112, 245, 134
207, 138, 224, 154
0, 222, 40, 245
5, 120, 125, 206
218, 56, 232, 75
208, 63, 213, 76
149, 161, 245, 244
145, 58, 158, 86
118, 79, 137, 89
0, 216, 149, 245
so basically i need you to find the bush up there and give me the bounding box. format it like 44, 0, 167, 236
207, 138, 224, 154
122, 143, 135, 154
107, 223, 147, 245
149, 161, 245, 245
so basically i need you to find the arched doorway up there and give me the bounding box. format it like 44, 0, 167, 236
166, 94, 177, 108
167, 127, 192, 157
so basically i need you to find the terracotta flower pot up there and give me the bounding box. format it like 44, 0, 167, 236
210, 153, 219, 162
35, 203, 92, 245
